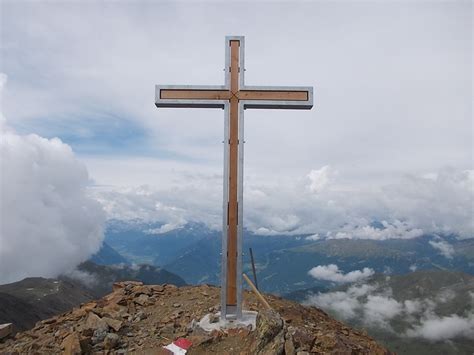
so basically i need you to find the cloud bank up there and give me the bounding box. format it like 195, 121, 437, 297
92, 165, 473, 240
305, 282, 474, 341
308, 264, 374, 283
0, 75, 105, 284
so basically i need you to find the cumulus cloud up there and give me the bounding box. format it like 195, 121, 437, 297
308, 284, 376, 319
429, 240, 455, 259
363, 294, 403, 327
0, 75, 105, 284
308, 264, 374, 283
405, 314, 474, 341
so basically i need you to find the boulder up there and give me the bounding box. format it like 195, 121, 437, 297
61, 332, 81, 355
103, 317, 123, 332
251, 310, 285, 355
0, 323, 13, 340
135, 294, 149, 306
85, 312, 108, 332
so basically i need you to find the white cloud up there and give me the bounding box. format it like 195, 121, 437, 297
307, 166, 333, 193
429, 240, 455, 259
307, 284, 376, 320
333, 220, 424, 240
0, 75, 105, 284
405, 314, 474, 341
89, 164, 473, 239
308, 264, 374, 283
363, 295, 403, 327
63, 269, 98, 288
306, 233, 320, 241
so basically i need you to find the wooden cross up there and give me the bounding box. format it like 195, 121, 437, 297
155, 36, 313, 320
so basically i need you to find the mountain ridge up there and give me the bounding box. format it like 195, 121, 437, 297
0, 281, 392, 354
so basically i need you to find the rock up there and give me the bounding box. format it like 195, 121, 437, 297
42, 318, 57, 325
91, 328, 108, 345
81, 302, 97, 312
85, 312, 108, 332
252, 310, 285, 355
160, 324, 175, 336
135, 294, 150, 306
284, 336, 295, 355
0, 323, 13, 340
173, 303, 181, 308
286, 326, 315, 352
61, 332, 81, 355
165, 284, 178, 291
112, 282, 126, 291
151, 285, 165, 293
103, 317, 123, 332
104, 333, 120, 350
133, 285, 152, 296
134, 311, 147, 322
209, 313, 219, 324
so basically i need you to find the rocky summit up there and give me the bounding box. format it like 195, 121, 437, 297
0, 281, 391, 354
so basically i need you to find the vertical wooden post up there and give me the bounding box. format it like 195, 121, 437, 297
226, 40, 240, 307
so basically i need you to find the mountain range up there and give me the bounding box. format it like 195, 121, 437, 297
103, 220, 474, 295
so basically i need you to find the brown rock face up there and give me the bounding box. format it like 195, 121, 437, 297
0, 283, 392, 354
61, 332, 81, 355
252, 309, 285, 354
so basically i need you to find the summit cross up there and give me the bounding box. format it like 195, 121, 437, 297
155, 36, 313, 320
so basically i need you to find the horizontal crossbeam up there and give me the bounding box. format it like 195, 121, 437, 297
156, 85, 313, 110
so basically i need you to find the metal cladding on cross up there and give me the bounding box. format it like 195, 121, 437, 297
155, 36, 313, 321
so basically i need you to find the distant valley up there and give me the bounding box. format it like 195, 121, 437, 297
103, 220, 474, 295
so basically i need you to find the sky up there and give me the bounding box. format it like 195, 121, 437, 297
0, 0, 473, 278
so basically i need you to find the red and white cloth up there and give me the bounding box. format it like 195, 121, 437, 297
163, 338, 193, 354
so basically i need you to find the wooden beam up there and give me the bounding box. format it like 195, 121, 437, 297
237, 90, 308, 101
160, 89, 231, 100
226, 40, 240, 307
243, 273, 272, 310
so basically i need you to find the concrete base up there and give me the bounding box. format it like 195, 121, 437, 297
198, 311, 258, 332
